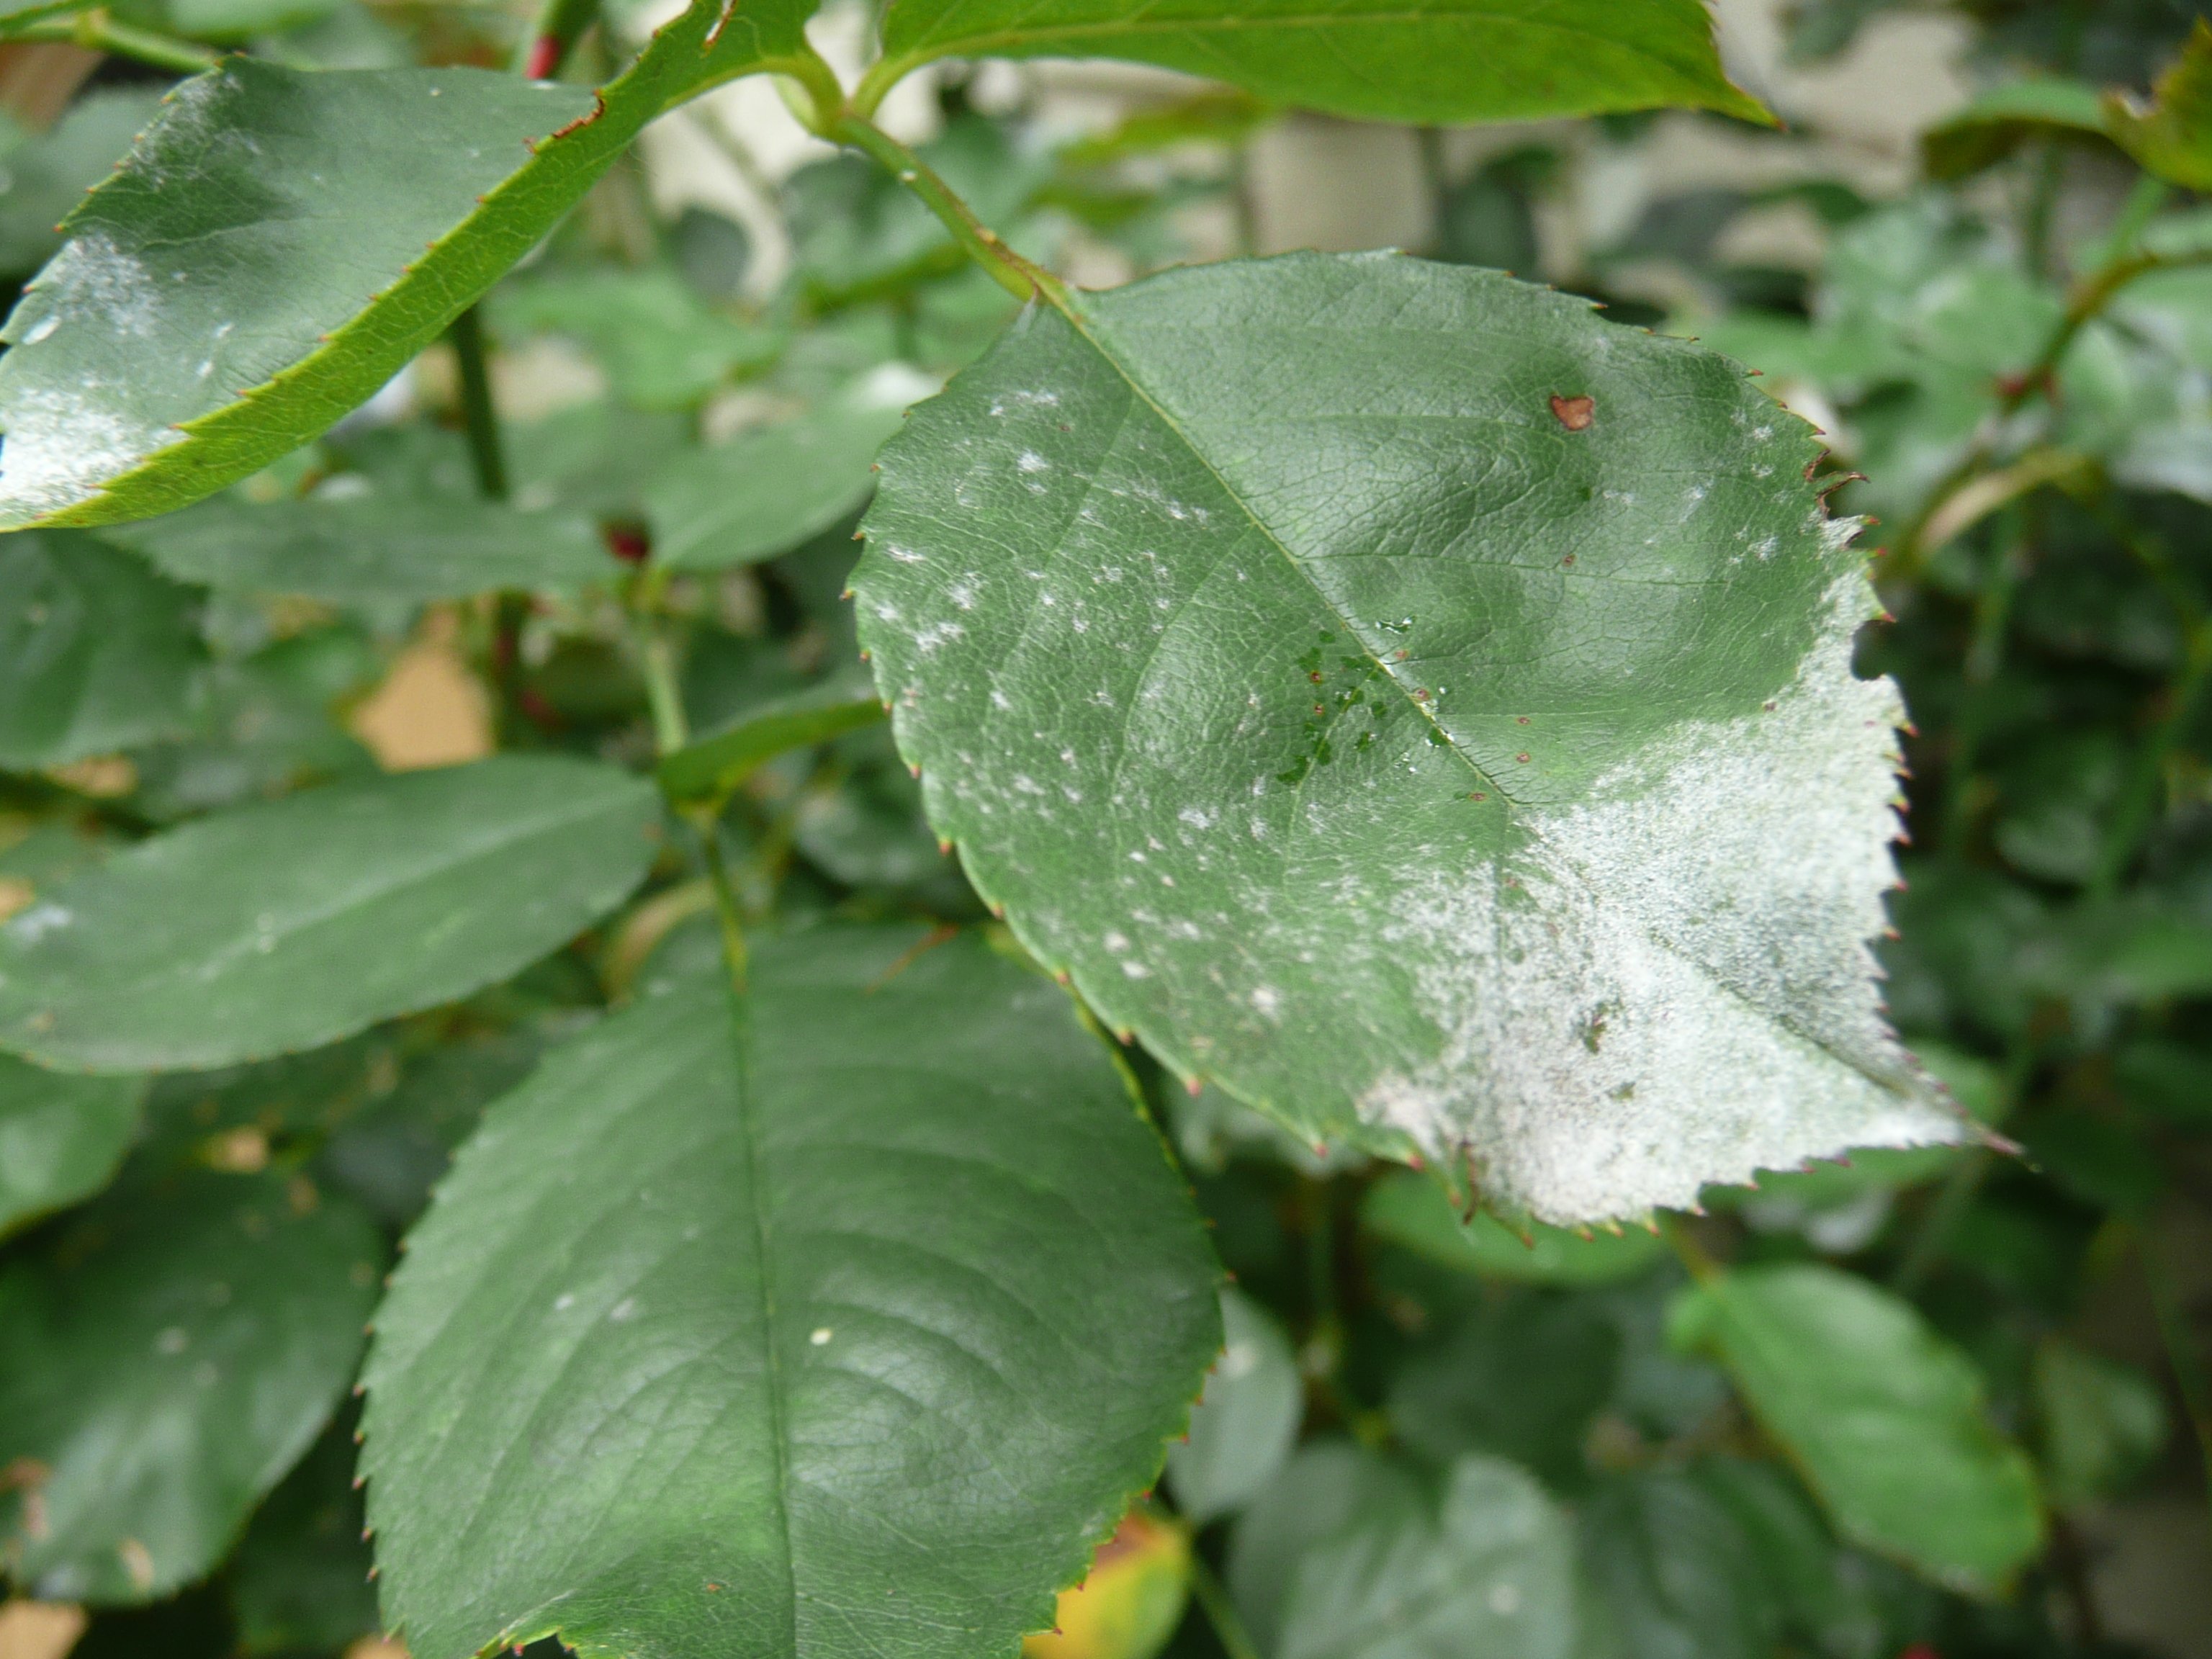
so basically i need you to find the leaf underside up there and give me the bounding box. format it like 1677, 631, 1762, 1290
855, 252, 1961, 1226
361, 926, 1221, 1659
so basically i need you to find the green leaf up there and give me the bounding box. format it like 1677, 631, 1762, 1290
0, 0, 822, 529
1242, 1447, 1581, 1659
102, 489, 617, 602
870, 0, 1769, 126
0, 755, 657, 1071
2031, 1338, 2168, 1509
1227, 1443, 1406, 1656
657, 691, 888, 806
1919, 30, 2212, 193
228, 1414, 381, 1656
359, 926, 1220, 1659
492, 265, 783, 409
2105, 19, 2212, 190
1361, 1170, 1664, 1285
0, 531, 203, 769
1165, 1287, 1300, 1525
130, 624, 383, 822
855, 252, 1959, 1226
0, 1170, 382, 1603
1667, 1263, 2044, 1591
1385, 1291, 1617, 1488
646, 367, 930, 571
1578, 1460, 1838, 1659
792, 723, 961, 891
0, 88, 166, 276
0, 1052, 143, 1236
1920, 78, 2110, 180
316, 1029, 547, 1227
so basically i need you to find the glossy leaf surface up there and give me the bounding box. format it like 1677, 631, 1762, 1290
0, 756, 657, 1071
0, 1172, 381, 1603
361, 927, 1220, 1659
856, 252, 1957, 1226
0, 1053, 142, 1236
105, 491, 616, 601
871, 0, 1767, 126
1668, 1264, 2044, 1591
1165, 1287, 1300, 1524
0, 531, 202, 768
0, 0, 820, 529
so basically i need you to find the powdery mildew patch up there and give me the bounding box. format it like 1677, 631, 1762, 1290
1359, 568, 1962, 1224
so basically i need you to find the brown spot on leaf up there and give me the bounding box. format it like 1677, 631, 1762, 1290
1550, 394, 1595, 431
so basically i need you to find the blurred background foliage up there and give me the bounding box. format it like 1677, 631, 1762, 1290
2, 1, 2212, 1657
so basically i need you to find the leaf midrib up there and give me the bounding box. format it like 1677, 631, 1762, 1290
718, 974, 802, 1649
1048, 289, 1920, 1110
1052, 290, 1519, 811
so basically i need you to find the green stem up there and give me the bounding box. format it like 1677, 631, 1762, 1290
642, 634, 688, 755
850, 50, 919, 120
2093, 616, 2212, 897
1887, 242, 2212, 578
2022, 138, 2063, 281
1941, 517, 2027, 860
1187, 1554, 1264, 1659
514, 0, 598, 77
2141, 1228, 2212, 1516
1659, 1212, 1719, 1284
636, 602, 751, 996
446, 306, 509, 501
1890, 1148, 1992, 1295
6, 7, 219, 72
827, 113, 1057, 302
2141, 1220, 2212, 1521
1299, 1176, 1341, 1381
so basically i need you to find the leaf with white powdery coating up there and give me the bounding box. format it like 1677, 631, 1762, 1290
870, 0, 1768, 126
854, 252, 1961, 1227
0, 755, 658, 1071
360, 926, 1220, 1659
0, 0, 822, 529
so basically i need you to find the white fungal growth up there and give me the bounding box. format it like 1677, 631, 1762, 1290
37, 231, 163, 339
0, 384, 170, 522
1357, 574, 1961, 1223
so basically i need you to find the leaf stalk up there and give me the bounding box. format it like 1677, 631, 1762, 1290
826, 112, 1061, 303
444, 305, 510, 502
1186, 1552, 1264, 1659
1887, 240, 2212, 578
4, 6, 220, 72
